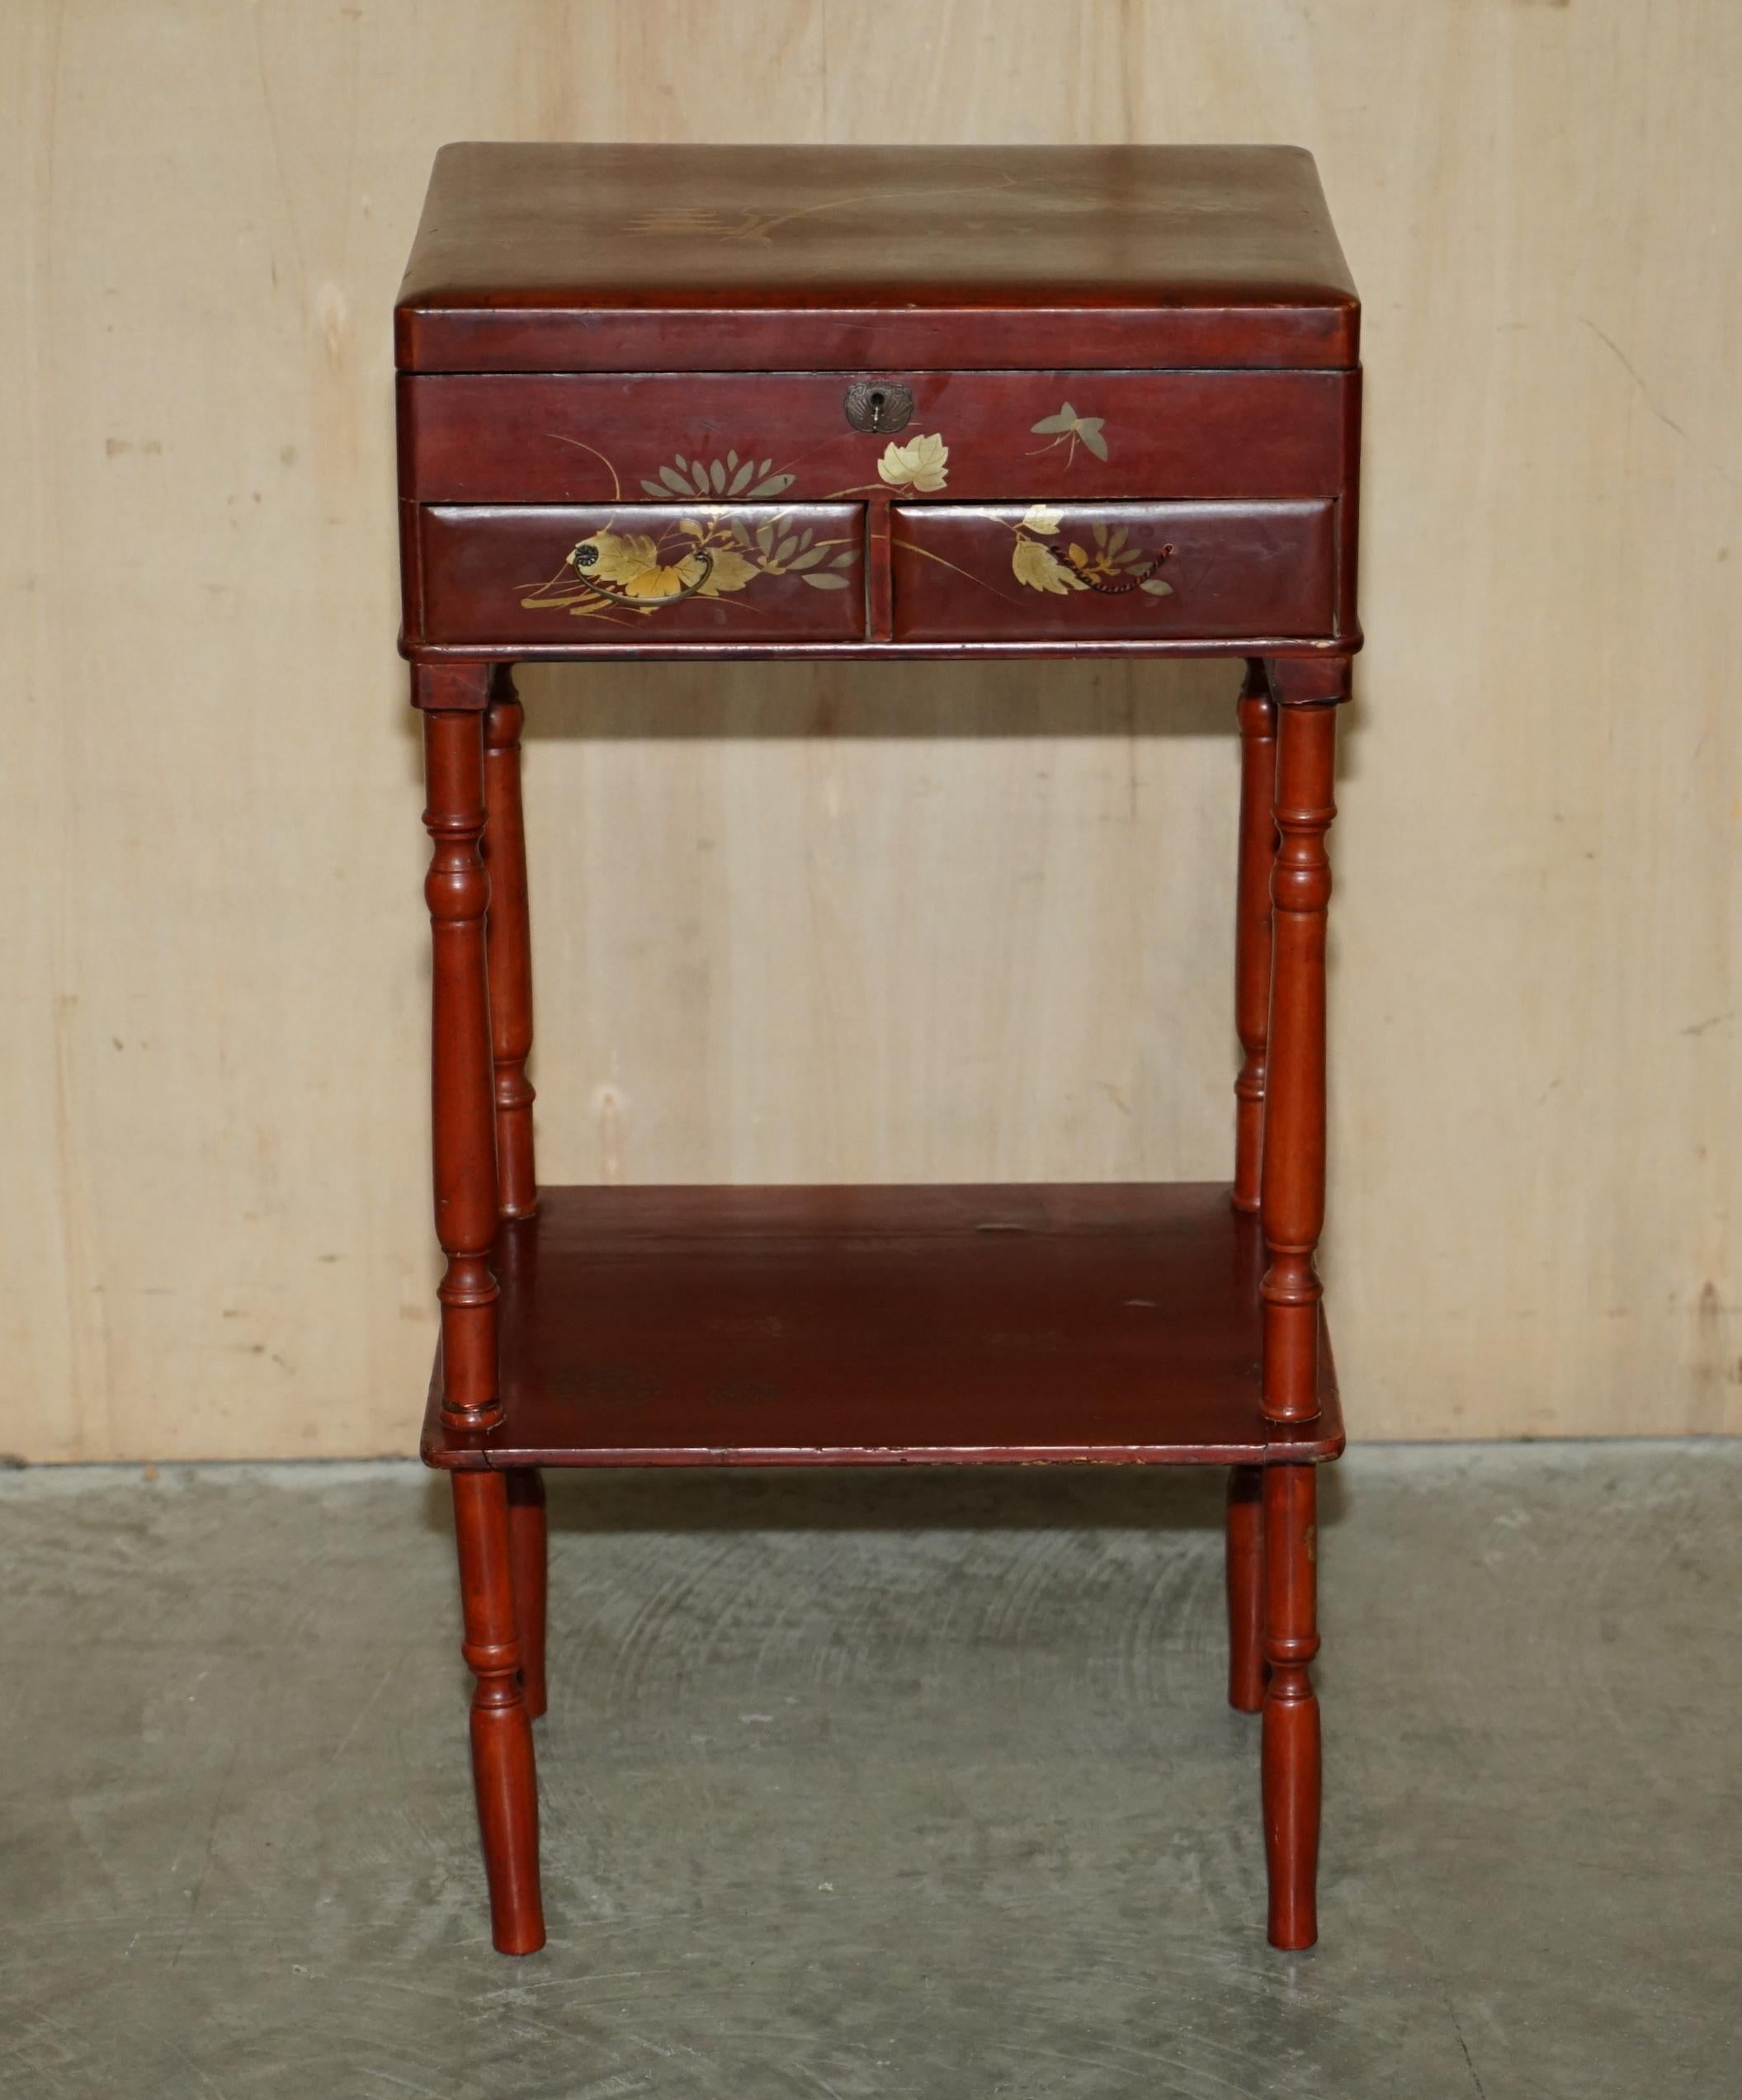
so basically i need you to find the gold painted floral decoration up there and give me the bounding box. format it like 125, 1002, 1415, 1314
876, 432, 950, 493
1010, 504, 1173, 597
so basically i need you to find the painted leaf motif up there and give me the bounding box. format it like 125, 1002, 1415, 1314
1140, 576, 1174, 596
696, 547, 758, 596
570, 531, 660, 584
1013, 537, 1088, 594
568, 531, 705, 602
631, 562, 701, 600
1030, 404, 1077, 436
1075, 418, 1108, 461
800, 572, 851, 590
631, 558, 708, 600
876, 432, 950, 493
1021, 504, 1063, 536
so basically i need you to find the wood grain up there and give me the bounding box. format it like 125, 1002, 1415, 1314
394, 142, 1358, 373
4, 0, 1740, 1457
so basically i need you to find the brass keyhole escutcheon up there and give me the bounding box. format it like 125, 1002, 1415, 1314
844, 380, 913, 435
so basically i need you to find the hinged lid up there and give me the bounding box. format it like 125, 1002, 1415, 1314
396, 144, 1359, 375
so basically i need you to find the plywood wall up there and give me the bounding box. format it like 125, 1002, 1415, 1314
4, 0, 1739, 1460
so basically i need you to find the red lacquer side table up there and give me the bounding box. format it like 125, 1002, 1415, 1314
394, 144, 1361, 1956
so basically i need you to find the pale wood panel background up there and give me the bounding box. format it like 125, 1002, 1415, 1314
3, 1, 1738, 1460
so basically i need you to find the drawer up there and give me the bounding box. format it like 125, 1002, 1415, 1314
413, 503, 866, 646
399, 370, 1355, 506
890, 501, 1338, 643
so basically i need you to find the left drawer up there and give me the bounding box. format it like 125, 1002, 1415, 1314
412, 504, 866, 647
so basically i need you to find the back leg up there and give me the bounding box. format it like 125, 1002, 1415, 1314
1225, 1465, 1266, 1713
507, 1467, 548, 1720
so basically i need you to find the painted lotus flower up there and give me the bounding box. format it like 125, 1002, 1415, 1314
876, 432, 950, 493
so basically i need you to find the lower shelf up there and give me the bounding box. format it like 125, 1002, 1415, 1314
423, 1182, 1343, 1470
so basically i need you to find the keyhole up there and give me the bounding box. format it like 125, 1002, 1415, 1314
843, 380, 911, 434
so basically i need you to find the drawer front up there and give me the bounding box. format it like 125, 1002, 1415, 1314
399, 370, 1354, 506
890, 501, 1338, 643
415, 503, 866, 646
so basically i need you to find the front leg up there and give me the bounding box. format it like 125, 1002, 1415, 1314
1259, 663, 1343, 1422
418, 670, 542, 1952
454, 1470, 544, 1953
1261, 1462, 1320, 1949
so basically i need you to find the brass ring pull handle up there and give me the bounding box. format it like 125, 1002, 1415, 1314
843, 380, 913, 435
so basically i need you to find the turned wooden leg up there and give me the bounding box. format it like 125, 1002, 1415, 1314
419, 669, 542, 1952
421, 688, 502, 1432
453, 1470, 544, 1955
1232, 661, 1277, 1214
507, 1468, 548, 1720
483, 669, 538, 1220
1262, 1462, 1321, 1949
484, 677, 548, 1724
1259, 663, 1343, 1423
1253, 661, 1341, 1948
1225, 1465, 1267, 1713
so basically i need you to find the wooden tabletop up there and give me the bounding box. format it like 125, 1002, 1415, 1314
396, 143, 1359, 373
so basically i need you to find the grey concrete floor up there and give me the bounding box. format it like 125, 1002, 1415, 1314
1, 1443, 1736, 2098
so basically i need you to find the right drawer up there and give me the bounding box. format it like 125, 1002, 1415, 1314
890, 500, 1338, 644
